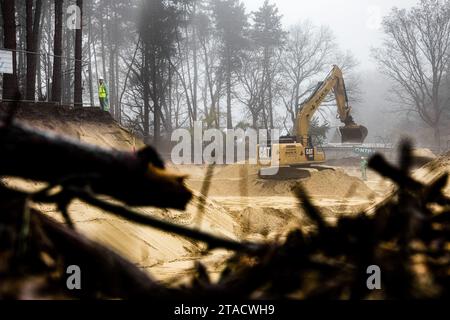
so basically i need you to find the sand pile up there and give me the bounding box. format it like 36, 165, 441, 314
1, 104, 143, 151
414, 151, 450, 196
326, 157, 361, 167
184, 164, 297, 197
299, 169, 375, 198
30, 190, 240, 271
410, 148, 437, 167
182, 164, 375, 199
412, 148, 436, 159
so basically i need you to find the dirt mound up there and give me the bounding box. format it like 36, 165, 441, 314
299, 169, 374, 198
184, 164, 297, 197
1, 103, 143, 151
326, 157, 361, 167
211, 164, 259, 179
414, 151, 450, 196
412, 147, 436, 159
31, 189, 240, 270
410, 148, 437, 167
182, 164, 375, 199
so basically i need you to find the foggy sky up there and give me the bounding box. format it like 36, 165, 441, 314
244, 0, 418, 70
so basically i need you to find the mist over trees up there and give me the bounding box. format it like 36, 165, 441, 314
5, 0, 448, 150
0, 0, 363, 146
373, 0, 450, 149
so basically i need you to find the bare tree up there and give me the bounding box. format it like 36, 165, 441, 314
235, 50, 264, 128
196, 9, 223, 128
213, 0, 249, 130
373, 0, 450, 149
279, 23, 335, 131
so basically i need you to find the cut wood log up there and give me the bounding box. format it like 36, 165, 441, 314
0, 120, 192, 209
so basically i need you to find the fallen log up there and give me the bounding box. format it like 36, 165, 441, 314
0, 119, 191, 209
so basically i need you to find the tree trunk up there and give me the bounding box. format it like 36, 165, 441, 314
74, 0, 83, 108
109, 49, 116, 118
192, 2, 198, 122
106, 3, 116, 118
216, 94, 221, 128
36, 0, 46, 101
100, 8, 107, 80
115, 48, 120, 122
152, 55, 161, 146
252, 111, 258, 129
226, 52, 232, 129
143, 48, 150, 142
25, 0, 43, 101
87, 3, 94, 107
434, 126, 441, 153
201, 41, 216, 128
62, 25, 72, 104
17, 5, 25, 91
91, 3, 99, 104
1, 0, 19, 100
51, 0, 63, 103
265, 48, 274, 129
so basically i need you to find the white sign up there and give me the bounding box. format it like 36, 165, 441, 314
0, 50, 14, 74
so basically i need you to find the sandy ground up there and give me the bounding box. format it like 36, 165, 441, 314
177, 164, 393, 241
8, 107, 449, 285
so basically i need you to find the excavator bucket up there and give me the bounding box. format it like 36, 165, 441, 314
339, 125, 368, 144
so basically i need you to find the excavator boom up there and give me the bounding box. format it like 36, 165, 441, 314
297, 65, 367, 145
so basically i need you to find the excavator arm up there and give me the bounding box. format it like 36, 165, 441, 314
296, 65, 367, 145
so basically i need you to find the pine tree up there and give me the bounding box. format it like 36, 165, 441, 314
251, 0, 285, 129
212, 0, 249, 129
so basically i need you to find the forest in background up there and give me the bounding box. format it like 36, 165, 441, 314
0, 0, 449, 149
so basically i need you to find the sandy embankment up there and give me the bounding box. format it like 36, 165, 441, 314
4, 107, 241, 282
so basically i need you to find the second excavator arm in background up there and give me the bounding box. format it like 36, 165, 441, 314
296, 65, 368, 145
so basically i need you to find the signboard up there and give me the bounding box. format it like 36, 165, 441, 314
0, 50, 14, 74
353, 146, 376, 156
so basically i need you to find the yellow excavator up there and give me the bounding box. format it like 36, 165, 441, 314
257, 65, 368, 177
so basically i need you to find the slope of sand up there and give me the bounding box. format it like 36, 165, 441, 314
5, 105, 144, 151
28, 189, 239, 272
4, 105, 240, 282
176, 164, 382, 243
183, 164, 375, 199
300, 169, 374, 198
414, 151, 450, 196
